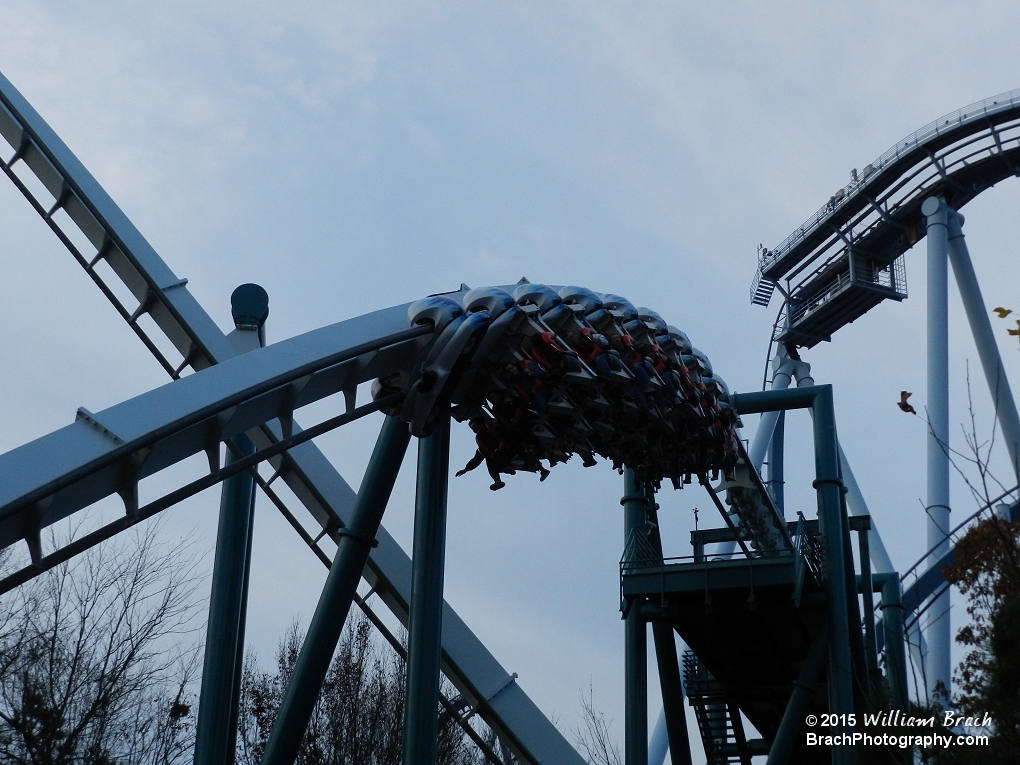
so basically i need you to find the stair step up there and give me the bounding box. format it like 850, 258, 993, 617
750, 270, 776, 307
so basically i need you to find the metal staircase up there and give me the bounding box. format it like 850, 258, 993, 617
750, 268, 776, 307
682, 651, 752, 765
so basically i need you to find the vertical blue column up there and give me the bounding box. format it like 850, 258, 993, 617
228, 486, 256, 739
857, 520, 879, 679
810, 386, 855, 765
922, 196, 952, 696
622, 470, 648, 765
768, 411, 786, 515
402, 416, 451, 765
195, 433, 256, 765
880, 575, 909, 712
643, 483, 693, 765
747, 357, 796, 471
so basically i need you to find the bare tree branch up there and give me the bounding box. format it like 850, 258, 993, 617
0, 520, 202, 764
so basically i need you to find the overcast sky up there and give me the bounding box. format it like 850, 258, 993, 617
2, 3, 1019, 763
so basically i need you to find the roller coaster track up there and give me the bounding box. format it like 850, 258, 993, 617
743, 87, 1020, 716
8, 59, 944, 765
0, 69, 583, 765
751, 88, 1020, 347
2, 64, 756, 763
897, 486, 1018, 637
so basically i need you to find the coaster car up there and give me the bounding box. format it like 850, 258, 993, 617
374, 284, 741, 491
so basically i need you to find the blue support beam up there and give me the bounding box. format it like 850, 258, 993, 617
732, 385, 856, 765
622, 470, 649, 765
402, 416, 452, 765
876, 574, 909, 712
195, 433, 257, 765
922, 196, 953, 696
643, 483, 693, 765
261, 415, 411, 764
768, 411, 786, 514
650, 623, 693, 765
765, 620, 830, 765
229, 483, 256, 740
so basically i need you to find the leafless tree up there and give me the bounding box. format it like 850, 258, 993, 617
0, 522, 202, 764
572, 684, 621, 765
236, 610, 483, 765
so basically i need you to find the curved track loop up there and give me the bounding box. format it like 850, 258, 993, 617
0, 70, 585, 765
751, 87, 1020, 344
759, 87, 1020, 284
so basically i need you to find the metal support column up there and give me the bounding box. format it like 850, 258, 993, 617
877, 574, 908, 711
651, 623, 693, 765
195, 285, 268, 765
732, 385, 856, 765
229, 485, 256, 739
622, 470, 648, 765
856, 519, 879, 679
643, 483, 694, 765
947, 210, 1020, 479
838, 444, 895, 574
195, 433, 257, 765
765, 621, 829, 765
812, 388, 856, 765
922, 196, 952, 696
402, 416, 452, 765
262, 416, 411, 765
768, 411, 786, 514
748, 356, 798, 470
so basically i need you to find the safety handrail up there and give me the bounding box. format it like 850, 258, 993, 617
759, 88, 1020, 274
620, 547, 804, 575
